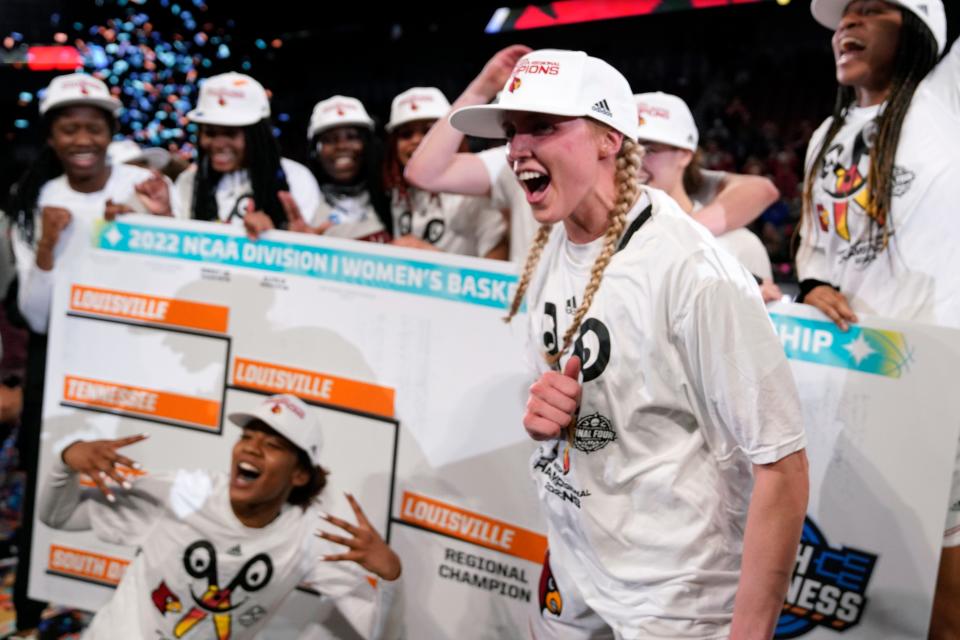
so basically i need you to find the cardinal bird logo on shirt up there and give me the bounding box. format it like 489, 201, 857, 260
171, 540, 274, 640
151, 581, 183, 615
538, 551, 563, 617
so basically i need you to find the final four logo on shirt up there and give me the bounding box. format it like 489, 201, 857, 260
573, 412, 616, 453
775, 517, 878, 638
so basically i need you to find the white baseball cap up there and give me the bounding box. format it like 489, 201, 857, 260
107, 140, 170, 170
386, 87, 450, 132
450, 49, 638, 141
228, 394, 323, 466
187, 72, 271, 127
308, 96, 375, 140
634, 92, 699, 152
811, 0, 946, 54
40, 73, 122, 117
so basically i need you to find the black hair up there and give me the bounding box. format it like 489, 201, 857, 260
308, 126, 393, 233
7, 106, 116, 245
801, 10, 939, 250
240, 419, 329, 510
192, 119, 291, 228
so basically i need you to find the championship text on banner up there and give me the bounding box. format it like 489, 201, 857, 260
30, 216, 960, 639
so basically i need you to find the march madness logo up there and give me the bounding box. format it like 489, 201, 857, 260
775, 518, 878, 638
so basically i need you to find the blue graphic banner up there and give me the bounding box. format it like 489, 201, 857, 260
769, 313, 912, 378
95, 220, 518, 310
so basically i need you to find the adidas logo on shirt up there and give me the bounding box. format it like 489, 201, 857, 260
591, 99, 613, 118
227, 544, 242, 556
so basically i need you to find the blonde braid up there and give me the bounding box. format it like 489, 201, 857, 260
504, 223, 553, 322
547, 137, 643, 365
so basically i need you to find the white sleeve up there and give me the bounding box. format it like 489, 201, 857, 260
11, 228, 54, 334
38, 460, 167, 546
673, 266, 806, 465
301, 539, 404, 640
448, 194, 507, 257
281, 159, 323, 226
174, 167, 196, 220
924, 35, 960, 116
477, 146, 510, 210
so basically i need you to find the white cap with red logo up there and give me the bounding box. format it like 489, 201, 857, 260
634, 92, 699, 152
187, 72, 271, 127
308, 96, 375, 140
811, 0, 946, 54
107, 140, 171, 170
40, 73, 122, 117
386, 87, 451, 132
228, 394, 323, 466
449, 49, 638, 141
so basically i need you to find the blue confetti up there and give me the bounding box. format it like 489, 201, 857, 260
14, 119, 29, 129
18, 92, 33, 103
255, 39, 266, 50
216, 44, 229, 59
278, 113, 290, 122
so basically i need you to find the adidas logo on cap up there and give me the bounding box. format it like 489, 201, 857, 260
591, 99, 613, 118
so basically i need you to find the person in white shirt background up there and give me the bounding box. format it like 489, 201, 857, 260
382, 86, 507, 259
5, 71, 177, 636
796, 1, 960, 636
450, 48, 808, 639
632, 91, 783, 302
39, 393, 403, 639
174, 72, 322, 238
306, 96, 393, 243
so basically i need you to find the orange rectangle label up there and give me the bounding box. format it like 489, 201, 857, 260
69, 285, 228, 333
64, 375, 220, 429
399, 491, 547, 564
232, 357, 395, 418
48, 544, 129, 586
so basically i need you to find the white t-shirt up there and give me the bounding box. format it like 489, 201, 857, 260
797, 36, 960, 546
314, 189, 391, 244
477, 146, 539, 264
797, 46, 960, 325
691, 169, 774, 282
390, 187, 506, 257
525, 187, 805, 638
38, 463, 401, 639
175, 158, 321, 227
12, 164, 175, 334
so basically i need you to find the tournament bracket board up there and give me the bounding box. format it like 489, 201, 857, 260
27, 215, 960, 639
767, 303, 960, 640
28, 215, 545, 638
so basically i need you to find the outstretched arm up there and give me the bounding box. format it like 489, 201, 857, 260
404, 45, 530, 196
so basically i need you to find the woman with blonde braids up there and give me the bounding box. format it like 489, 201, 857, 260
452, 49, 809, 639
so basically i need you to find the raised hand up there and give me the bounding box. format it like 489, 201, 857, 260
134, 170, 174, 216
279, 190, 332, 235
470, 45, 533, 99
61, 434, 149, 501
317, 493, 402, 581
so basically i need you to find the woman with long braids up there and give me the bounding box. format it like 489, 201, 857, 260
451, 49, 808, 639
798, 3, 960, 634
175, 72, 322, 237
305, 96, 393, 243
383, 87, 506, 258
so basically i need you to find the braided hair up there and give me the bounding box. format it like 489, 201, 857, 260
505, 136, 644, 365
192, 119, 291, 228
801, 11, 939, 249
